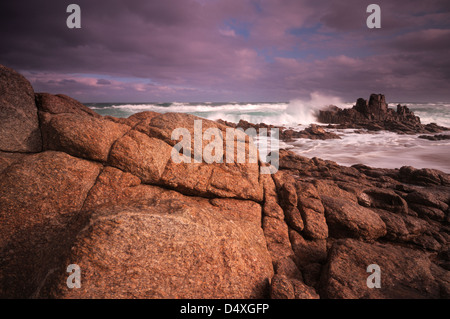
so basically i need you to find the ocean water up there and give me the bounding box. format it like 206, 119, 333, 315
87, 100, 450, 173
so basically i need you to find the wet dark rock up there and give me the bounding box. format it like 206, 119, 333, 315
217, 119, 340, 141
418, 134, 450, 141
399, 166, 450, 186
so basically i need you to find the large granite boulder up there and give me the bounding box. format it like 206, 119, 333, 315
35, 93, 101, 118
42, 194, 273, 298
40, 112, 130, 163
0, 65, 42, 152
35, 166, 273, 298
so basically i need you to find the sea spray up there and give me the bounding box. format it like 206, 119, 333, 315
285, 92, 345, 125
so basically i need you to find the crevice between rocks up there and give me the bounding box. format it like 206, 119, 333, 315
0, 148, 40, 154
104, 117, 143, 165
33, 96, 45, 153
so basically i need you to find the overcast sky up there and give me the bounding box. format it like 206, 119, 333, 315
1, 0, 449, 102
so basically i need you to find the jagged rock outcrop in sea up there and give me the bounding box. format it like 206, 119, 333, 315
317, 94, 449, 134
1, 65, 449, 299
217, 119, 341, 141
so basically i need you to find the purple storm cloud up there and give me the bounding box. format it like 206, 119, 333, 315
0, 0, 449, 102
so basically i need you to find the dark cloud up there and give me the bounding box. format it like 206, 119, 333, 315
388, 29, 450, 52
96, 79, 111, 85
0, 0, 449, 102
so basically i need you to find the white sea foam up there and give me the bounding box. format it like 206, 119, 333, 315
404, 102, 450, 127
89, 92, 348, 125
286, 129, 450, 173
111, 102, 286, 114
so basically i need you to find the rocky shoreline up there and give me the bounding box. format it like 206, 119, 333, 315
217, 119, 341, 141
219, 94, 450, 142
0, 65, 449, 299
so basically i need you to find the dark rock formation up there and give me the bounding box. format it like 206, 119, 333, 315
1, 65, 449, 299
217, 119, 340, 141
419, 134, 450, 141
317, 94, 449, 134
281, 124, 341, 141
